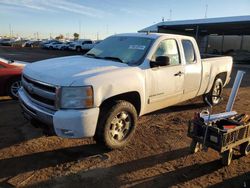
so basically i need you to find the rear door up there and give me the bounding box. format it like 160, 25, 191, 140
147, 39, 184, 110
181, 39, 202, 101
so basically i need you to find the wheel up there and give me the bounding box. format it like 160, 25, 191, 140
94, 100, 138, 149
203, 78, 223, 106
76, 46, 81, 52
49, 46, 53, 50
221, 148, 233, 166
190, 140, 202, 154
6, 78, 21, 100
240, 141, 250, 156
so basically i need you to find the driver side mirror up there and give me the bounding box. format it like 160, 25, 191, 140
150, 56, 170, 68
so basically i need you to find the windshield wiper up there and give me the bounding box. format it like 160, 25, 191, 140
86, 54, 124, 63
85, 53, 96, 57
85, 53, 102, 59
103, 56, 124, 63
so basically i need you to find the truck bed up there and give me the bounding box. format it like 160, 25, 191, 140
197, 55, 233, 96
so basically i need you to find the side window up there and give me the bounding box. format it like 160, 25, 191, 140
153, 39, 180, 66
83, 41, 92, 45
182, 40, 196, 64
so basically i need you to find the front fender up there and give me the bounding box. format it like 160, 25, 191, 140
94, 72, 146, 115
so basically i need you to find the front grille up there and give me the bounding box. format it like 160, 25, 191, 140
22, 75, 57, 110
23, 75, 56, 92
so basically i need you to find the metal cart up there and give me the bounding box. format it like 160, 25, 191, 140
188, 118, 250, 165
187, 70, 250, 165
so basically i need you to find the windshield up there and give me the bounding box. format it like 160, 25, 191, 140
86, 36, 153, 65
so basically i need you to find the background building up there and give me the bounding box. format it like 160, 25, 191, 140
139, 15, 250, 63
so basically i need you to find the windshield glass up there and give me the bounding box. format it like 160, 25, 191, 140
86, 36, 153, 65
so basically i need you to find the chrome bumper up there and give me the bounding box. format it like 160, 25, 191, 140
18, 87, 54, 125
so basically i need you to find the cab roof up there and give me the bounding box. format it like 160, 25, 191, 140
114, 32, 194, 40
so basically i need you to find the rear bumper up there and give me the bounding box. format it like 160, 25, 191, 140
18, 87, 100, 138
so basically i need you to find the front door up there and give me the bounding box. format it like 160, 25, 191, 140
147, 39, 184, 112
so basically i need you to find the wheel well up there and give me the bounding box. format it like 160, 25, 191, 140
216, 72, 227, 85
100, 92, 141, 115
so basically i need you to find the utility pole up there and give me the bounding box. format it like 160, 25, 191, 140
205, 4, 208, 18
169, 9, 172, 21
79, 20, 81, 38
9, 24, 11, 38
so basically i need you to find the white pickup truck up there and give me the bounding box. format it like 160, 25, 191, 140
18, 33, 233, 149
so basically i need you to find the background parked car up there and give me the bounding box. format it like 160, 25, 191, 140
22, 40, 41, 48
44, 41, 62, 50
44, 41, 63, 49
0, 57, 27, 99
40, 40, 58, 48
54, 41, 73, 50
82, 40, 102, 51
68, 39, 93, 52
0, 39, 14, 46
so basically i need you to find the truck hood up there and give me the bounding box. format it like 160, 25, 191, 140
23, 55, 129, 86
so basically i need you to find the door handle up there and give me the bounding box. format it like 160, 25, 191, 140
174, 71, 184, 76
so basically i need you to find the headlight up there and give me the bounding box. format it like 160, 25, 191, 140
60, 86, 93, 109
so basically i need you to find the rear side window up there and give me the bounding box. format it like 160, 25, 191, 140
182, 40, 196, 64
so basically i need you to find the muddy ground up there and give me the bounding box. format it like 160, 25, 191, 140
0, 47, 249, 187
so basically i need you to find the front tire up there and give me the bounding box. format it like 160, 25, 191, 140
203, 78, 223, 106
95, 101, 138, 149
6, 78, 21, 100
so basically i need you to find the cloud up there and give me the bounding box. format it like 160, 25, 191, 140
0, 0, 109, 18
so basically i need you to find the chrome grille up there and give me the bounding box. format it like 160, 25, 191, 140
22, 75, 57, 110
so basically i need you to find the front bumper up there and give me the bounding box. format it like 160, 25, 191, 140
18, 87, 100, 138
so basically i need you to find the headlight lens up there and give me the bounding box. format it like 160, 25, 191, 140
60, 86, 93, 109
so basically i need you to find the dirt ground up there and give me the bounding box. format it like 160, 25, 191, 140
0, 47, 249, 188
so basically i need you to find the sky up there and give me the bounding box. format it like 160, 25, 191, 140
0, 0, 250, 40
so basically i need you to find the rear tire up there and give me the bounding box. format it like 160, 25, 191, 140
94, 100, 138, 150
6, 78, 21, 100
203, 78, 223, 106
